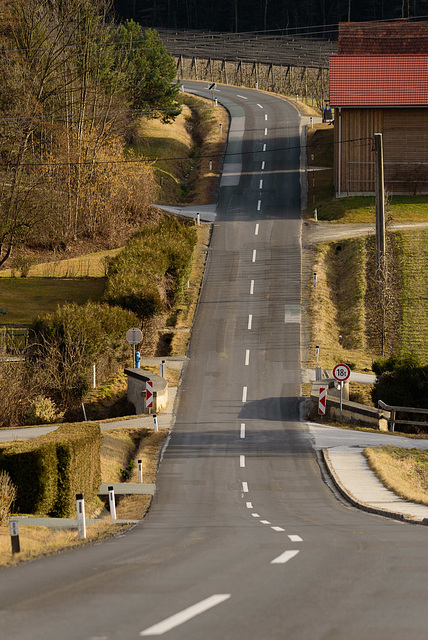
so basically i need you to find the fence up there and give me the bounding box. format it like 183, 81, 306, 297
378, 400, 428, 432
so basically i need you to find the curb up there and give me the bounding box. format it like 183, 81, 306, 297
321, 448, 428, 527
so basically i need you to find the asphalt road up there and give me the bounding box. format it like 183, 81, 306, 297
2, 84, 428, 640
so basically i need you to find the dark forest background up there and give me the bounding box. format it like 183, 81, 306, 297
113, 0, 428, 35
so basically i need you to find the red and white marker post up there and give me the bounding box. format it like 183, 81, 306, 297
318, 386, 327, 416
146, 380, 153, 411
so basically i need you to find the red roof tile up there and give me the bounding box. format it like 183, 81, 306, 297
329, 55, 428, 106
338, 20, 428, 54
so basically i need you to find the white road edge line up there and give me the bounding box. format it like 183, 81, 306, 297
242, 482, 249, 493
245, 349, 250, 366
240, 455, 245, 468
242, 386, 247, 403
240, 423, 246, 438
248, 314, 252, 330
140, 594, 231, 636
288, 535, 303, 542
271, 550, 300, 565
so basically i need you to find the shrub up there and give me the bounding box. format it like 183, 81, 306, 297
25, 395, 64, 425
372, 353, 428, 409
0, 471, 17, 523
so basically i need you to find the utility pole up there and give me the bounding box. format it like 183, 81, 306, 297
374, 133, 386, 269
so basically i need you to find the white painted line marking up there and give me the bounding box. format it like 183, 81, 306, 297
255, 223, 259, 236
257, 200, 261, 211
252, 249, 256, 263
246, 501, 253, 509
252, 513, 260, 518
237, 94, 247, 99
264, 128, 268, 136
245, 349, 250, 366
260, 520, 271, 525
140, 594, 231, 636
271, 526, 285, 532
242, 482, 249, 493
288, 535, 303, 542
259, 179, 263, 189
240, 423, 246, 438
250, 280, 254, 295
263, 143, 266, 151
257, 103, 263, 109
264, 113, 268, 121
247, 314, 252, 330
271, 550, 300, 565
242, 386, 247, 402
261, 161, 265, 170
240, 455, 245, 468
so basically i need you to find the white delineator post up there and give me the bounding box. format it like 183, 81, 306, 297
10, 520, 20, 555
138, 459, 143, 484
153, 414, 158, 433
76, 493, 86, 539
108, 486, 116, 521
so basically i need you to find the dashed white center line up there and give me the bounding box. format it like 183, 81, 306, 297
237, 94, 247, 99
264, 113, 268, 121
259, 179, 263, 189
246, 501, 253, 509
261, 161, 265, 170
242, 482, 249, 493
242, 386, 248, 402
240, 455, 245, 468
288, 535, 303, 542
245, 349, 250, 366
271, 550, 300, 565
263, 143, 267, 151
240, 423, 246, 438
252, 249, 256, 263
140, 594, 231, 636
247, 314, 252, 330
257, 103, 263, 109
264, 128, 268, 136
252, 513, 260, 518
271, 526, 285, 532
260, 520, 271, 525
250, 280, 254, 295
257, 200, 261, 211
255, 223, 259, 235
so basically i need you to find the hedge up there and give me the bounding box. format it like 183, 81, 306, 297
0, 422, 101, 517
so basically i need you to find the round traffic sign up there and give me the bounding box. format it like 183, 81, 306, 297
126, 327, 143, 345
332, 363, 351, 382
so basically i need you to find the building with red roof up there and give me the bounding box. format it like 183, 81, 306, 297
329, 21, 428, 196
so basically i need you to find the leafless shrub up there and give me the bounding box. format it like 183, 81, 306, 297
0, 471, 17, 523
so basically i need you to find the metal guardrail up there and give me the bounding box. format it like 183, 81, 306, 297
378, 400, 428, 432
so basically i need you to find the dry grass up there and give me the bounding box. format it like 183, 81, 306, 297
364, 446, 428, 505
0, 426, 168, 566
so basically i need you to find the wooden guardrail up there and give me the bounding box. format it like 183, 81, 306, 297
378, 400, 428, 432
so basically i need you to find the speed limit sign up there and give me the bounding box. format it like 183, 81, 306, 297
332, 363, 351, 382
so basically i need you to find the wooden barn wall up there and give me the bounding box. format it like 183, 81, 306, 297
335, 108, 428, 196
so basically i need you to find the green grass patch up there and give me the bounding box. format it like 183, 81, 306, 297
0, 278, 106, 324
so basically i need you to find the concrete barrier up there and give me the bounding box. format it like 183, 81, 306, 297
124, 368, 168, 415
310, 379, 389, 430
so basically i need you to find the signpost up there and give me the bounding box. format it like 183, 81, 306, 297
332, 363, 351, 422
126, 327, 143, 368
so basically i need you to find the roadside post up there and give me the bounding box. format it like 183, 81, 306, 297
160, 359, 166, 378
318, 387, 327, 416
332, 363, 351, 422
153, 414, 158, 433
76, 493, 86, 539
135, 351, 141, 369
108, 486, 116, 521
138, 459, 143, 484
10, 520, 20, 555
146, 381, 153, 412
126, 327, 143, 368
315, 345, 320, 362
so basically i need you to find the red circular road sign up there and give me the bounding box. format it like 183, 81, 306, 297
332, 363, 351, 382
